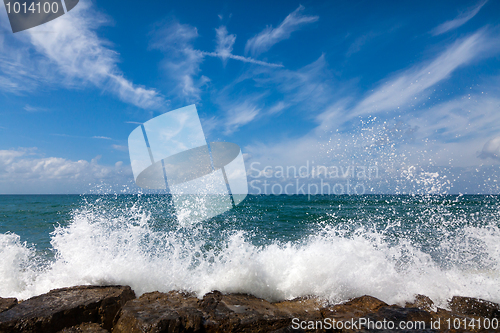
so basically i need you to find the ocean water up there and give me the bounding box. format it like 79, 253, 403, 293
0, 194, 499, 308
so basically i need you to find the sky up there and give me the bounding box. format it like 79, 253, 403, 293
0, 0, 500, 194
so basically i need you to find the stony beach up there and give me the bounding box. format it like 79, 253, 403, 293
1, 285, 499, 332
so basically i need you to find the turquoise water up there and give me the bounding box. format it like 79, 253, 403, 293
0, 194, 499, 306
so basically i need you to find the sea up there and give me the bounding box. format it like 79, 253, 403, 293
0, 194, 499, 308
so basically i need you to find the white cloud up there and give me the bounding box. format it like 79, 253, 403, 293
202, 51, 283, 67
151, 21, 282, 104
213, 54, 333, 134
24, 105, 48, 112
478, 136, 500, 161
408, 96, 500, 143
351, 31, 492, 117
242, 29, 500, 193
267, 101, 288, 115
431, 0, 487, 36
0, 148, 131, 194
0, 0, 163, 109
223, 101, 261, 134
92, 136, 112, 140
150, 21, 207, 103
245, 5, 318, 56
111, 144, 128, 152
215, 26, 236, 63
207, 25, 283, 67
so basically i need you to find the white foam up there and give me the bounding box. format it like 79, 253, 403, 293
0, 202, 499, 308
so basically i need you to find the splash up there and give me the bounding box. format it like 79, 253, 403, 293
0, 195, 499, 309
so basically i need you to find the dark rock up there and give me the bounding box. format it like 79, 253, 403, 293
320, 295, 388, 321
114, 291, 324, 333
57, 322, 109, 332
199, 291, 294, 332
5, 286, 500, 333
0, 285, 135, 333
273, 296, 323, 321
405, 294, 436, 312
0, 298, 17, 314
367, 306, 433, 327
449, 296, 500, 319
113, 291, 204, 333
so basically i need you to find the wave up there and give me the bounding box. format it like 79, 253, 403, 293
0, 196, 499, 309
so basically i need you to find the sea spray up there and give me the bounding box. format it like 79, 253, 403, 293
0, 194, 499, 309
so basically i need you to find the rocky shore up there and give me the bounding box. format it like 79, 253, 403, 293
0, 285, 499, 332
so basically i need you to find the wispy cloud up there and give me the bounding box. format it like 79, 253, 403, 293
245, 5, 318, 56
52, 133, 115, 140
0, 0, 163, 109
202, 51, 283, 67
24, 105, 48, 112
431, 0, 487, 36
215, 26, 236, 63
223, 101, 261, 134
214, 54, 332, 134
351, 31, 492, 117
267, 101, 288, 115
150, 21, 208, 103
479, 136, 500, 161
346, 31, 380, 57
207, 26, 283, 67
151, 21, 282, 103
111, 144, 128, 152
245, 29, 500, 181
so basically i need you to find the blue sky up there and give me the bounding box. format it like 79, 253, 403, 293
0, 0, 500, 194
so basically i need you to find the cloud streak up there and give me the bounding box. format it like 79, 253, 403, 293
0, 0, 163, 109
351, 31, 491, 117
245, 5, 318, 56
202, 51, 283, 67
431, 0, 487, 36
151, 22, 282, 103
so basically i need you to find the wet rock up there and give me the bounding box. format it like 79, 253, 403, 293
449, 296, 500, 319
273, 296, 323, 321
57, 322, 109, 333
320, 295, 388, 321
114, 291, 324, 333
0, 285, 135, 333
367, 306, 433, 327
0, 298, 17, 314
199, 291, 294, 332
113, 291, 204, 333
4, 286, 500, 333
405, 294, 436, 312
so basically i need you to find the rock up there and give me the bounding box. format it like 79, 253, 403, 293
320, 295, 388, 321
4, 286, 500, 333
199, 291, 295, 332
449, 296, 500, 319
0, 285, 135, 333
319, 295, 435, 331
405, 294, 436, 312
114, 290, 324, 333
57, 322, 109, 332
273, 296, 323, 321
113, 291, 204, 333
0, 298, 17, 314
367, 306, 433, 327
